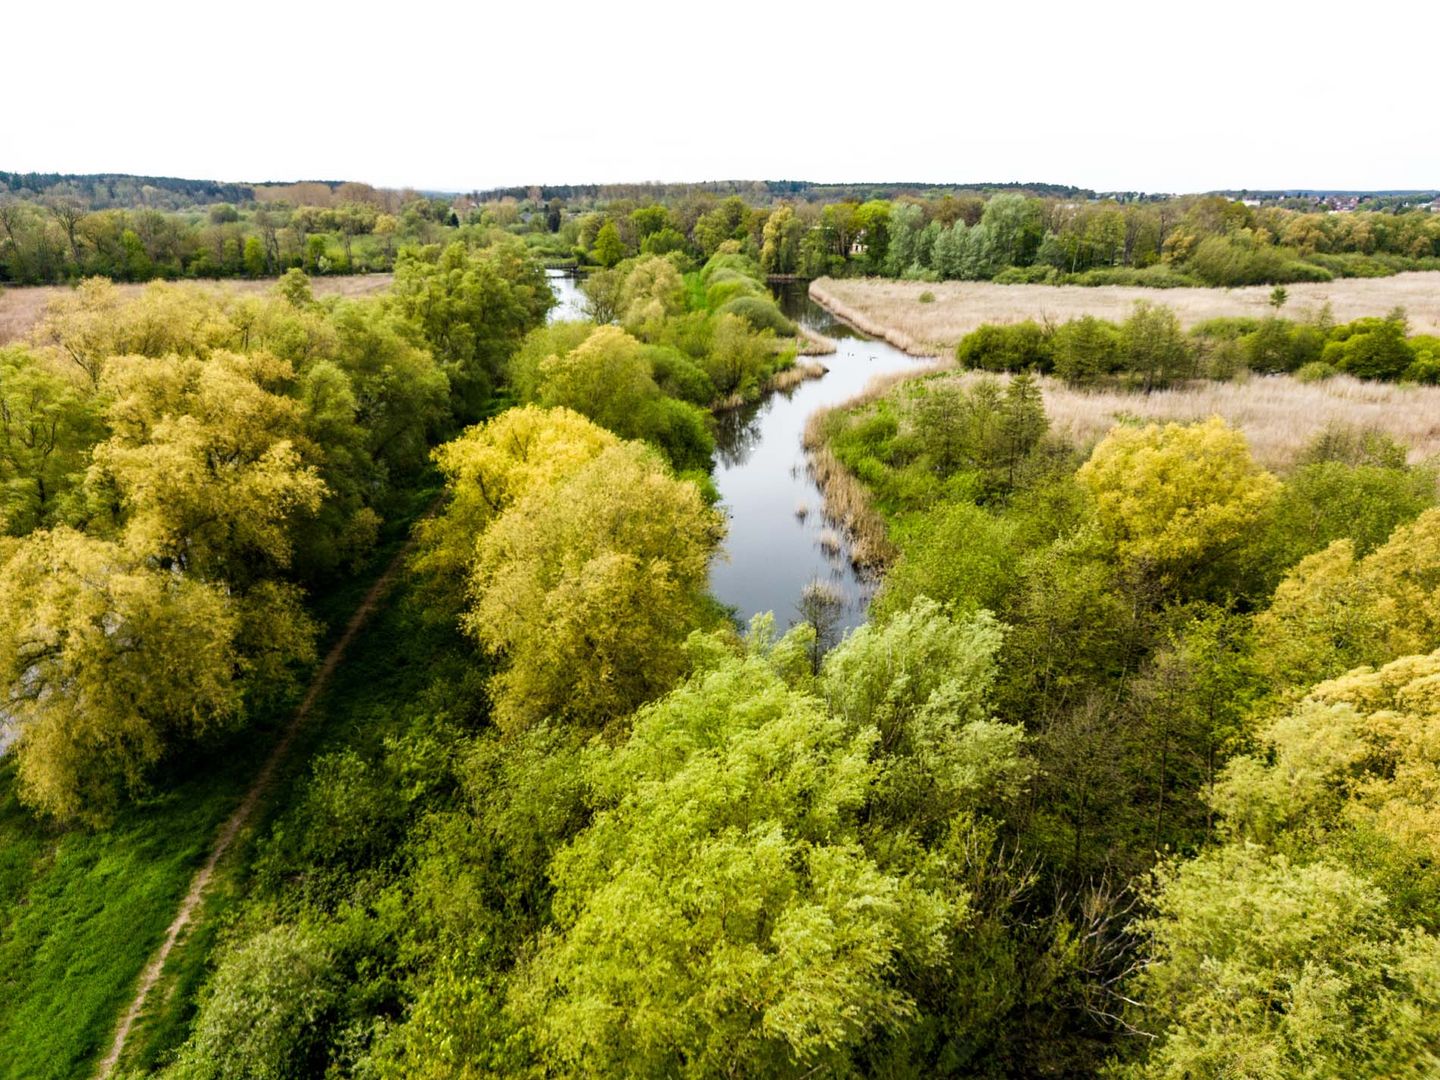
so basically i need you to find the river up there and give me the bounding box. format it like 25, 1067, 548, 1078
545, 271, 925, 632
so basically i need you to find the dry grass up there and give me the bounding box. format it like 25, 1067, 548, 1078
766, 360, 828, 394
0, 274, 394, 346
904, 367, 1440, 471
811, 272, 1440, 357
1041, 373, 1440, 470
797, 325, 838, 355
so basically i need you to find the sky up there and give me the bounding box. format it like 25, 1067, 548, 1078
6, 0, 1438, 195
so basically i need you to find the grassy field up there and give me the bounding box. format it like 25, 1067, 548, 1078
0, 274, 395, 346
0, 484, 434, 1079
810, 272, 1440, 356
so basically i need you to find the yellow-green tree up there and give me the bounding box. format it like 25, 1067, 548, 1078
1077, 417, 1278, 575
466, 441, 722, 731
1117, 650, 1440, 1078
535, 325, 658, 435
0, 346, 103, 535
616, 254, 685, 340
88, 350, 326, 581
0, 530, 236, 822
414, 405, 619, 610
1253, 507, 1440, 691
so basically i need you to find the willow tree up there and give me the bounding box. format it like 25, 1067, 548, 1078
466, 441, 722, 732
413, 405, 619, 611
0, 529, 308, 823
1117, 650, 1440, 1078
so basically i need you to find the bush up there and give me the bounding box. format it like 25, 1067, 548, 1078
1295, 360, 1339, 383
1051, 316, 1121, 385
1303, 252, 1398, 279
955, 321, 1053, 372
644, 345, 715, 405
717, 294, 797, 336
173, 924, 337, 1079
1187, 235, 1332, 286
1403, 339, 1440, 384
1325, 315, 1414, 380
1190, 316, 1264, 341
703, 272, 764, 310
992, 264, 1058, 285
1068, 265, 1197, 288
918, 291, 936, 304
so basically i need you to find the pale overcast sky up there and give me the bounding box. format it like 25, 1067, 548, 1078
7, 0, 1437, 194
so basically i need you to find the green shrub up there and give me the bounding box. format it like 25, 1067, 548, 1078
918, 291, 936, 304
1402, 338, 1440, 384
1325, 315, 1415, 380
1051, 316, 1121, 385
717, 294, 797, 336
991, 264, 1057, 285
644, 345, 715, 405
1190, 316, 1265, 341
955, 321, 1053, 372
1303, 252, 1398, 279
1068, 265, 1197, 288
1188, 235, 1332, 286
1295, 360, 1338, 383
703, 273, 764, 310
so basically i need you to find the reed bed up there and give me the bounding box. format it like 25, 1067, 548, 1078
801, 377, 916, 574
1038, 373, 1440, 470
796, 325, 839, 355
766, 360, 828, 394
810, 272, 1440, 357
0, 274, 395, 346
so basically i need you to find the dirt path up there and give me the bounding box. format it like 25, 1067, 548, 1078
95, 536, 417, 1078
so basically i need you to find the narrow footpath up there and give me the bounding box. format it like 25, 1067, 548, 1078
95, 535, 419, 1078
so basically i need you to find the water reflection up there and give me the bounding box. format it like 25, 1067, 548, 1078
708, 282, 925, 632
546, 269, 588, 322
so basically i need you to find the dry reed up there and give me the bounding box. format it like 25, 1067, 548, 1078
810, 272, 1440, 357
1036, 372, 1440, 470
797, 325, 839, 355
765, 360, 828, 394
801, 377, 914, 574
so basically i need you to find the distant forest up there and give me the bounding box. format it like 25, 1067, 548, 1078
2, 171, 1438, 289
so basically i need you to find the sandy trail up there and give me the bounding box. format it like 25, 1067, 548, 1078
95, 534, 417, 1078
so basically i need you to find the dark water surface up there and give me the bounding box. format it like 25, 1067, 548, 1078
546, 272, 925, 631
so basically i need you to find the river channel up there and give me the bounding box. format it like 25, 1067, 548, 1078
546, 271, 925, 632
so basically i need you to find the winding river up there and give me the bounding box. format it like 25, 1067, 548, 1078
546, 272, 925, 632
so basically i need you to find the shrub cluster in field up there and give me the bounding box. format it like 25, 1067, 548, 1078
954, 298, 1440, 387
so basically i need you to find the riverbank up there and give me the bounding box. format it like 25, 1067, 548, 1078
809, 271, 1440, 356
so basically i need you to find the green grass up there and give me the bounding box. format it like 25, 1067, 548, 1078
0, 482, 441, 1079
0, 741, 262, 1079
